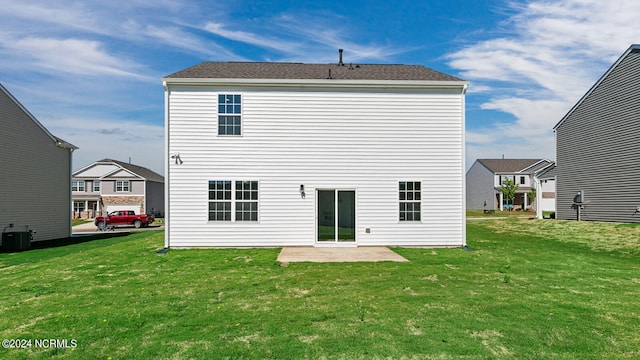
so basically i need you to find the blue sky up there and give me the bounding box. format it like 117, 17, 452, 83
1, 0, 639, 174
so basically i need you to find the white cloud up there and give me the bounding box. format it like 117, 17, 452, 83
46, 117, 165, 174
3, 37, 149, 79
203, 22, 300, 54
144, 24, 241, 60
449, 0, 640, 168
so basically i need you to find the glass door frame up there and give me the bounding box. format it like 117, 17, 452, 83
315, 188, 357, 246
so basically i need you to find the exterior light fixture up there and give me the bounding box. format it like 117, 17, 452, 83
300, 184, 305, 199
171, 153, 183, 165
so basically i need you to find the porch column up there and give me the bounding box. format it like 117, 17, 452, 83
85, 200, 89, 219
499, 192, 504, 211
524, 193, 528, 211
534, 177, 543, 219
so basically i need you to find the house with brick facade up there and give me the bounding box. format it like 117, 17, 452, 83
72, 159, 164, 219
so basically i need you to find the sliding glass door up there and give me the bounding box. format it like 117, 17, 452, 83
317, 190, 355, 243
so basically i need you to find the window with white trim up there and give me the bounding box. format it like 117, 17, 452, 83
235, 181, 258, 221
116, 180, 130, 192
72, 180, 85, 192
208, 180, 258, 221
208, 181, 232, 221
73, 201, 85, 213
93, 180, 101, 192
399, 181, 421, 221
218, 94, 242, 136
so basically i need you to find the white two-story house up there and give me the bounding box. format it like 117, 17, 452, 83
163, 59, 468, 248
72, 159, 164, 218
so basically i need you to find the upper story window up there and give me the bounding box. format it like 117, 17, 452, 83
116, 180, 130, 192
93, 181, 101, 192
72, 180, 85, 192
218, 94, 241, 136
498, 175, 515, 186
520, 176, 526, 185
399, 181, 421, 221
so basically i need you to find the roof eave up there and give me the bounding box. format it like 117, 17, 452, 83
162, 77, 469, 90
0, 83, 77, 152
55, 137, 78, 150
553, 44, 640, 131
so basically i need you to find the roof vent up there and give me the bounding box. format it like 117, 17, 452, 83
339, 49, 344, 66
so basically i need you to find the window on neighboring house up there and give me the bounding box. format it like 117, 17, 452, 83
116, 180, 130, 192
218, 94, 242, 136
399, 181, 421, 221
235, 181, 258, 221
73, 201, 85, 213
209, 181, 232, 221
520, 176, 526, 185
72, 180, 85, 192
93, 181, 101, 192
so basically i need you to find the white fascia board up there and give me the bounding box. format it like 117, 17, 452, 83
102, 165, 143, 180
162, 77, 469, 91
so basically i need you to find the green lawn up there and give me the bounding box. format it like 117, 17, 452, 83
71, 219, 92, 227
1, 219, 639, 359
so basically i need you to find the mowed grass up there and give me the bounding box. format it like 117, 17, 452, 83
0, 219, 639, 359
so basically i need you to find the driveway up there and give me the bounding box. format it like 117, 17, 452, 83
72, 221, 164, 235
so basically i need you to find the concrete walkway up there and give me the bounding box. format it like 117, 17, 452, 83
277, 246, 409, 263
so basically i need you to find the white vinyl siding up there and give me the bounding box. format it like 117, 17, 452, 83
166, 85, 465, 247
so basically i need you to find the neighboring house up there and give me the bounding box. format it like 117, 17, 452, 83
72, 159, 164, 218
163, 58, 468, 248
0, 83, 77, 241
553, 44, 640, 223
466, 159, 555, 215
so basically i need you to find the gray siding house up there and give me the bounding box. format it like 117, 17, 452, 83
466, 159, 555, 214
0, 83, 77, 241
553, 44, 640, 222
72, 159, 164, 218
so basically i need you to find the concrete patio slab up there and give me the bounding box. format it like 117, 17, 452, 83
277, 246, 409, 263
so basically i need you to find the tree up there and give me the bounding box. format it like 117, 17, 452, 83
500, 177, 519, 211
528, 186, 537, 211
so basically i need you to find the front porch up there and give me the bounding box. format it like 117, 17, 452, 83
495, 189, 534, 211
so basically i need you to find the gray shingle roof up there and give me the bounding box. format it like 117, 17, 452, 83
165, 62, 463, 81
478, 159, 546, 173
99, 158, 164, 183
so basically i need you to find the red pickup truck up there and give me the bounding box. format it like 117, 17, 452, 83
95, 210, 154, 229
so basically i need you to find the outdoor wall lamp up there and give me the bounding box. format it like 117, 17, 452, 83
300, 184, 305, 199
171, 153, 183, 165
